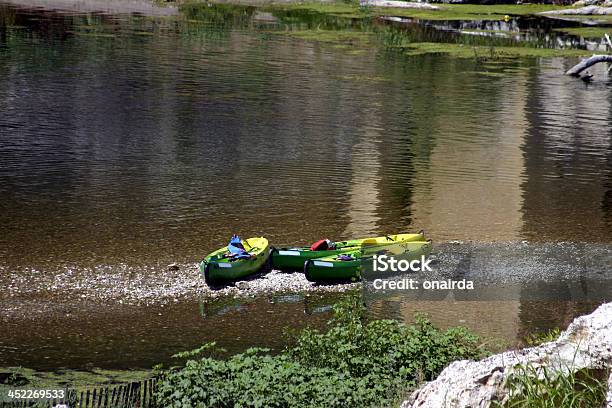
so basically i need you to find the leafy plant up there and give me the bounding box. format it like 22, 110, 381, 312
155, 294, 488, 407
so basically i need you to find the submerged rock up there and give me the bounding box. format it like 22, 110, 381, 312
402, 302, 612, 408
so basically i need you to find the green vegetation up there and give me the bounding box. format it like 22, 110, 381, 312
0, 367, 151, 393
270, 26, 599, 58
156, 295, 488, 407
380, 3, 568, 20
266, 2, 360, 18
554, 26, 612, 39
524, 327, 562, 346
397, 42, 596, 58
560, 14, 612, 22
181, 2, 256, 27
494, 364, 609, 408
176, 2, 609, 59
281, 29, 374, 46
265, 2, 567, 21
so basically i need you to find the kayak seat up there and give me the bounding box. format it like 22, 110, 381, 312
230, 252, 252, 261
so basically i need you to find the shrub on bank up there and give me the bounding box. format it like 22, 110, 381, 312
155, 295, 488, 408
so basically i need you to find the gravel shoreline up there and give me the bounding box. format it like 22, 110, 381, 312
2, 241, 610, 313
0, 262, 359, 313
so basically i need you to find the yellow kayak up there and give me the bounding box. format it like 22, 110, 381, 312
199, 237, 271, 285
272, 231, 426, 271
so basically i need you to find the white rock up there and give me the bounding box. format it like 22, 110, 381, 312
540, 5, 612, 14
402, 302, 612, 408
574, 0, 603, 5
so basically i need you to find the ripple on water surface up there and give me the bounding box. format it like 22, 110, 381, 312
0, 2, 611, 370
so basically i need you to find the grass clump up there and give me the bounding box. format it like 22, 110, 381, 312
494, 364, 609, 408
524, 328, 562, 347
155, 295, 488, 407
281, 29, 374, 46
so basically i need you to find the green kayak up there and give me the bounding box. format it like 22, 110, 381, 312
272, 232, 425, 271
199, 237, 271, 285
304, 240, 432, 282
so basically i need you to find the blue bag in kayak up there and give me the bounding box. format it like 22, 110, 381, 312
228, 235, 251, 259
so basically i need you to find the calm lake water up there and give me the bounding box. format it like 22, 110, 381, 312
0, 2, 611, 370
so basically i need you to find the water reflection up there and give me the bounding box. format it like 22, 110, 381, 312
521, 58, 612, 242
2, 285, 609, 369
0, 296, 334, 370
0, 2, 611, 371
1, 4, 610, 269
408, 71, 528, 241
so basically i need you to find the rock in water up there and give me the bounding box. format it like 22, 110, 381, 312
167, 263, 179, 271
402, 302, 612, 408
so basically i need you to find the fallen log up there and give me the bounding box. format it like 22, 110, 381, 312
566, 54, 612, 76
359, 0, 440, 9
401, 302, 612, 408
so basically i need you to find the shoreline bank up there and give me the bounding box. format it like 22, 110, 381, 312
2, 241, 610, 310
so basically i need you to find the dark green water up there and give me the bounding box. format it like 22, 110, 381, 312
0, 2, 611, 370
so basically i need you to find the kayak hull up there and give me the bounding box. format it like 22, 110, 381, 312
304, 257, 361, 282
271, 246, 360, 270
305, 240, 432, 282
200, 237, 271, 284
273, 232, 425, 271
